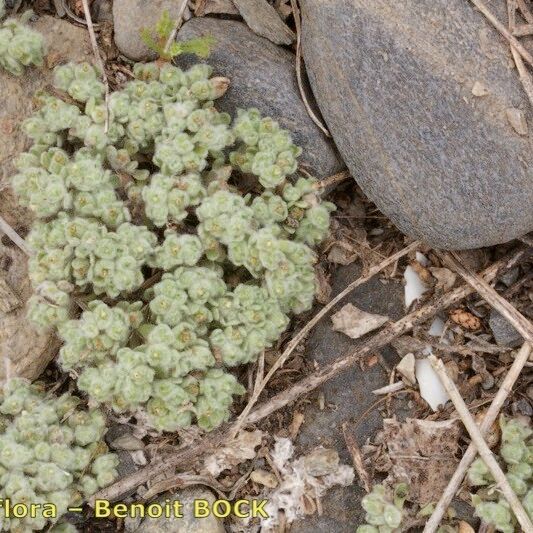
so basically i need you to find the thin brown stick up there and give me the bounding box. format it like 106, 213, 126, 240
229, 350, 264, 439
512, 42, 533, 106
518, 0, 533, 23
372, 381, 404, 395
0, 276, 21, 313
289, 0, 331, 137
163, 0, 189, 55
229, 240, 420, 436
508, 0, 517, 31
313, 170, 350, 191
441, 251, 533, 343
92, 246, 526, 503
512, 23, 533, 35
424, 342, 532, 532
0, 215, 31, 256
342, 422, 372, 493
246, 248, 525, 424
428, 354, 533, 532
80, 0, 109, 132
468, 0, 533, 67
507, 0, 533, 106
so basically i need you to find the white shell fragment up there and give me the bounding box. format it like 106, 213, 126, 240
416, 251, 430, 266
415, 356, 450, 411
396, 352, 416, 386
428, 316, 446, 337
404, 265, 429, 308
331, 303, 389, 339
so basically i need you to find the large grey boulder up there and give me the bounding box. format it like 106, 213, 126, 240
301, 0, 533, 249
177, 18, 343, 179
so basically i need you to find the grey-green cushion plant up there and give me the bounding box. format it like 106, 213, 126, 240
0, 379, 118, 531
0, 4, 45, 76
12, 57, 334, 433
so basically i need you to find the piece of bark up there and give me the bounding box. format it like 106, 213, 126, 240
233, 0, 295, 45
0, 276, 21, 313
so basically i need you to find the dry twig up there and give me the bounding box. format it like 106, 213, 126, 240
229, 350, 264, 439
93, 246, 526, 503
439, 251, 533, 343
468, 0, 533, 67
342, 422, 372, 493
424, 342, 532, 532
80, 0, 110, 132
229, 240, 420, 437
246, 247, 527, 424
163, 0, 190, 55
518, 0, 533, 22
289, 0, 331, 137
0, 215, 31, 256
0, 277, 21, 313
313, 170, 350, 191
507, 0, 533, 106
428, 355, 533, 532
372, 381, 404, 395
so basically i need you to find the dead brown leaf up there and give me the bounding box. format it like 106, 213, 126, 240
203, 429, 263, 476
429, 266, 457, 291
383, 418, 462, 505
327, 241, 358, 265
331, 303, 389, 339
449, 308, 482, 331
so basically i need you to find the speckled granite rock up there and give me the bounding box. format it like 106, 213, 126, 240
177, 17, 343, 180
301, 0, 533, 249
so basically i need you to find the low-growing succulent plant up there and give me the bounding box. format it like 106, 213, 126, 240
468, 415, 532, 532
356, 483, 406, 532
0, 8, 45, 76
0, 379, 118, 531
13, 56, 334, 433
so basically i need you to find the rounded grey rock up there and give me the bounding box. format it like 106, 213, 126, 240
177, 17, 343, 180
301, 0, 533, 249
113, 0, 185, 61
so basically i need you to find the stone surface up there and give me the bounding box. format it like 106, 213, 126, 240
177, 18, 343, 179
135, 488, 225, 533
301, 0, 533, 249
113, 0, 184, 61
291, 262, 407, 531
0, 15, 90, 384
489, 309, 523, 348
233, 0, 295, 45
